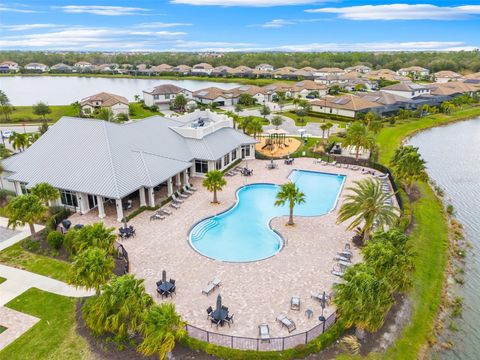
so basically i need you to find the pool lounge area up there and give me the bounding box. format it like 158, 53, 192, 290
189, 170, 346, 262
69, 158, 390, 339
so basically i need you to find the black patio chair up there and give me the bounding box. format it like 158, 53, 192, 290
206, 306, 213, 319
226, 313, 234, 326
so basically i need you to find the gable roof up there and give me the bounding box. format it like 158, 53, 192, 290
381, 82, 428, 92
80, 92, 129, 107
144, 84, 187, 95
311, 94, 381, 111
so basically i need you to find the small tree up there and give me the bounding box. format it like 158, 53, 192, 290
0, 90, 9, 106
296, 108, 307, 126
238, 116, 253, 134
274, 182, 306, 226
138, 303, 186, 360
343, 121, 374, 161
32, 101, 52, 120
320, 123, 329, 145
271, 115, 283, 129
260, 105, 270, 120
6, 194, 47, 239
70, 101, 82, 117
30, 182, 59, 206
390, 146, 428, 193
247, 118, 263, 138
234, 103, 244, 114
38, 121, 49, 134
10, 132, 29, 152
96, 108, 116, 122
172, 94, 187, 112
64, 222, 117, 256
68, 247, 114, 295
238, 93, 256, 106
329, 84, 343, 95
0, 105, 13, 122
354, 83, 367, 92
203, 170, 227, 204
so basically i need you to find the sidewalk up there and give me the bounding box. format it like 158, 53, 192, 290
0, 217, 44, 252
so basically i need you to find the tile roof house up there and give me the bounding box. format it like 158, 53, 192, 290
51, 63, 73, 72
272, 67, 297, 79
345, 65, 371, 74
80, 92, 129, 116
310, 94, 382, 118
191, 63, 214, 75
143, 84, 193, 109
211, 66, 232, 77
381, 81, 431, 99
357, 91, 415, 116
434, 71, 463, 83
1, 111, 256, 221
193, 87, 235, 106
427, 81, 479, 97
228, 66, 253, 77
171, 64, 192, 75
314, 67, 345, 77
24, 63, 49, 72
293, 80, 328, 98
255, 64, 274, 72
0, 61, 19, 73
397, 66, 430, 79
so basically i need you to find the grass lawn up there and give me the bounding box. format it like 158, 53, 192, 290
281, 111, 347, 128
0, 242, 71, 282
0, 276, 6, 284
128, 102, 164, 119
6, 105, 78, 123
0, 288, 91, 360
0, 326, 6, 334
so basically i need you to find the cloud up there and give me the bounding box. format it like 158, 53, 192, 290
306, 4, 480, 20
135, 22, 192, 28
254, 18, 329, 28
59, 5, 150, 16
0, 3, 37, 13
171, 0, 334, 7
2, 24, 62, 31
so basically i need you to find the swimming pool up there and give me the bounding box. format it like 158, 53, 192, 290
189, 170, 346, 262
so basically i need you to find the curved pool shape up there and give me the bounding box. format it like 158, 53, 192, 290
189, 170, 346, 262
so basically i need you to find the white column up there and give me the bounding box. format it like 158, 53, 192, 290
115, 199, 124, 222
183, 170, 189, 185
97, 196, 105, 218
148, 187, 155, 207
139, 187, 146, 207
14, 182, 22, 195
77, 192, 89, 214
175, 173, 182, 186
167, 178, 173, 196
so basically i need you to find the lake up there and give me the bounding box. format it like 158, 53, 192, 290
409, 118, 480, 360
0, 76, 241, 106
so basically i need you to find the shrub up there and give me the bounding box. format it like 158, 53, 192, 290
23, 238, 40, 252
0, 189, 16, 207
47, 231, 64, 250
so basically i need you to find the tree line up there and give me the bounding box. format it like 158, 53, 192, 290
2, 50, 480, 73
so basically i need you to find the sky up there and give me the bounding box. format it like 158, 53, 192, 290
1, 0, 480, 52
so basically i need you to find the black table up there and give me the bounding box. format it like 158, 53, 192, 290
211, 308, 228, 326
158, 282, 174, 297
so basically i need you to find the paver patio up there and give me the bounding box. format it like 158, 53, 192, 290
70, 158, 394, 339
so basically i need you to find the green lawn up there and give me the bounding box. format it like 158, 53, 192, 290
0, 276, 6, 284
0, 288, 91, 360
5, 105, 78, 123
128, 102, 164, 119
281, 111, 347, 128
0, 242, 71, 282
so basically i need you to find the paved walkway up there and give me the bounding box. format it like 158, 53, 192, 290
0, 217, 44, 252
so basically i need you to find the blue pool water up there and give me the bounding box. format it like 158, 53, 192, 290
189, 170, 345, 262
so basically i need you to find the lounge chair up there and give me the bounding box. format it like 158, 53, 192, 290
338, 250, 352, 259
334, 255, 351, 262
259, 324, 270, 341
150, 213, 165, 221
187, 183, 198, 191
183, 185, 194, 195
202, 277, 221, 295
330, 161, 337, 166
336, 163, 342, 168
351, 166, 359, 171
331, 265, 344, 277
160, 208, 172, 215
276, 315, 296, 333
170, 202, 180, 209
177, 191, 189, 199
171, 194, 184, 203
291, 296, 301, 311
311, 292, 331, 305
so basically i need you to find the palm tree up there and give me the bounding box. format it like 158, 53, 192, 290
64, 222, 117, 256
30, 182, 59, 206
68, 247, 114, 295
343, 121, 374, 161
274, 182, 306, 226
82, 274, 153, 341
238, 116, 252, 134
333, 263, 394, 333
10, 132, 29, 152
96, 108, 116, 122
320, 123, 329, 145
325, 122, 334, 138
337, 179, 398, 242
70, 101, 82, 117
203, 170, 226, 204
247, 118, 263, 138
6, 194, 46, 239
363, 230, 415, 292
138, 303, 186, 360
390, 146, 428, 193
271, 115, 283, 130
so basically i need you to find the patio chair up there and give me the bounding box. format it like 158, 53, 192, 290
183, 185, 194, 195
259, 324, 270, 341
187, 183, 198, 191
206, 306, 213, 319
226, 313, 234, 327
334, 255, 351, 262
169, 279, 176, 285
291, 296, 301, 311
331, 265, 344, 277
150, 213, 165, 221
276, 315, 296, 333
202, 282, 215, 296
210, 318, 220, 328
160, 208, 172, 215
337, 251, 352, 259
170, 202, 180, 209
171, 194, 184, 203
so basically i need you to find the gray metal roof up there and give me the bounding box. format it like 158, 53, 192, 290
3, 116, 254, 199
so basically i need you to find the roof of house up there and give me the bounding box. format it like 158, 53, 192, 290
25, 63, 48, 68
228, 66, 253, 74
3, 116, 255, 199
51, 63, 72, 69
427, 81, 479, 96
227, 85, 264, 97
144, 84, 188, 95
381, 82, 429, 92
211, 65, 232, 73
294, 80, 327, 91
80, 92, 129, 107
398, 66, 429, 72
172, 64, 191, 71
74, 61, 92, 66
316, 67, 344, 73
193, 87, 232, 100
345, 65, 371, 71
0, 61, 18, 66
311, 94, 381, 111
192, 63, 213, 70
273, 67, 297, 75
358, 91, 412, 105
153, 64, 173, 72
434, 70, 462, 78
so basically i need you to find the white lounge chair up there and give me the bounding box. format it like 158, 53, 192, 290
291, 296, 301, 311
170, 202, 180, 209
177, 191, 189, 199
150, 213, 165, 221
171, 194, 184, 203
183, 185, 194, 195
276, 315, 296, 333
187, 183, 198, 191
331, 265, 344, 277
259, 324, 270, 341
202, 277, 221, 295
160, 208, 172, 216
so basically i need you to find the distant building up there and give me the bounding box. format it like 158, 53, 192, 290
0, 61, 19, 73
381, 82, 431, 99
255, 64, 274, 72
80, 92, 129, 116
193, 87, 234, 106
74, 61, 93, 69
310, 94, 382, 118
345, 65, 371, 74
51, 63, 73, 72
396, 66, 430, 79
434, 70, 463, 83
314, 67, 345, 77
171, 64, 191, 75
24, 63, 49, 72
191, 63, 214, 75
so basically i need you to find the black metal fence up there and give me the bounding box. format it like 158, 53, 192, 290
185, 312, 336, 351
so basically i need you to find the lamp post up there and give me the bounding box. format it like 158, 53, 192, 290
318, 291, 327, 332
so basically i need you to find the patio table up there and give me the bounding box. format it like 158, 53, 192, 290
211, 308, 228, 325
158, 282, 174, 297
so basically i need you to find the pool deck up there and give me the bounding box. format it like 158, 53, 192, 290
70, 158, 391, 338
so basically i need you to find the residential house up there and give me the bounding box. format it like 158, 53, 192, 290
261, 83, 295, 101
171, 64, 192, 75
228, 66, 253, 77
193, 87, 235, 106
228, 85, 267, 104
314, 67, 345, 77
143, 84, 193, 109
310, 94, 382, 118
290, 67, 317, 80
191, 63, 214, 75
0, 111, 256, 221
80, 92, 129, 116
293, 80, 328, 98
272, 67, 297, 79
381, 82, 431, 99
152, 64, 173, 73
211, 66, 232, 77
255, 64, 274, 72
396, 66, 430, 79
339, 77, 378, 92
427, 81, 479, 98
434, 70, 463, 83
74, 61, 93, 69
50, 63, 73, 73
0, 61, 19, 73
368, 69, 409, 82
345, 65, 371, 74
24, 63, 49, 72
251, 68, 272, 78
357, 91, 415, 116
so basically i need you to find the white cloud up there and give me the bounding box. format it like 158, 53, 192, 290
306, 4, 480, 20
59, 5, 149, 16
0, 3, 36, 13
171, 0, 333, 7
2, 24, 62, 31
135, 22, 192, 28
261, 19, 296, 28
